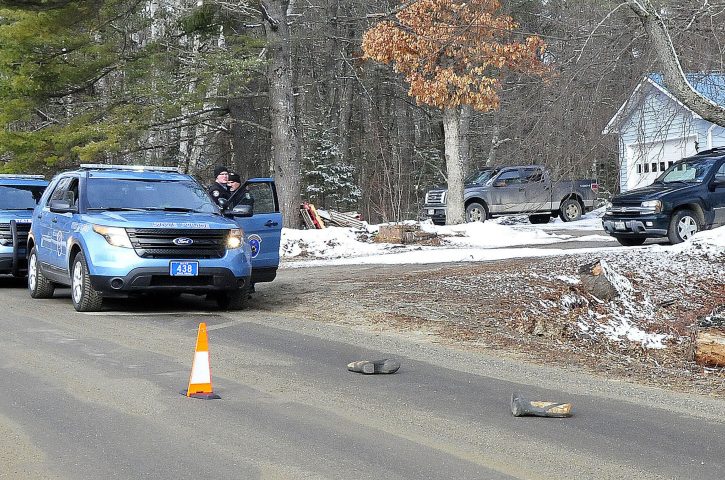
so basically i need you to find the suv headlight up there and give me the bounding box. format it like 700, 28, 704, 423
641, 200, 662, 213
92, 225, 132, 248
226, 228, 244, 249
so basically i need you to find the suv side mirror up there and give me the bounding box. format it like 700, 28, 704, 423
229, 203, 253, 217
711, 177, 725, 190
217, 197, 228, 208
49, 199, 75, 213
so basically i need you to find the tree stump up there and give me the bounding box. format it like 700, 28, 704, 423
577, 260, 618, 301
694, 306, 725, 367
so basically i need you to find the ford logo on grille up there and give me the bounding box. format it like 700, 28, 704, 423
172, 237, 194, 246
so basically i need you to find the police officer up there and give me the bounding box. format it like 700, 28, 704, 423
227, 172, 255, 209
208, 165, 230, 206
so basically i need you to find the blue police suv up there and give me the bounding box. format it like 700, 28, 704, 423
0, 175, 48, 277
27, 164, 262, 312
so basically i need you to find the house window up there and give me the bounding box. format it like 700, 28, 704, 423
636, 164, 642, 174
660, 162, 666, 171
644, 163, 650, 173
651, 162, 657, 172
668, 161, 674, 168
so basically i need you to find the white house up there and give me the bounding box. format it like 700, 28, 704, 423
604, 73, 725, 192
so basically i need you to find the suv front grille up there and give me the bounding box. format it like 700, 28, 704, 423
608, 202, 645, 217
125, 228, 227, 259
425, 191, 446, 205
0, 222, 31, 246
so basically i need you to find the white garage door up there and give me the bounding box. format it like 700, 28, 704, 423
626, 136, 697, 191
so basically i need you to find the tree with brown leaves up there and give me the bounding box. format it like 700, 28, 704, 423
363, 0, 549, 224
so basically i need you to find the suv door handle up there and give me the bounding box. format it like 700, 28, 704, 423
264, 220, 279, 227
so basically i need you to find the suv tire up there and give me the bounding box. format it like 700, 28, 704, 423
558, 199, 582, 222
465, 202, 487, 223
71, 252, 103, 312
28, 247, 55, 298
615, 236, 646, 246
216, 288, 248, 310
667, 209, 700, 244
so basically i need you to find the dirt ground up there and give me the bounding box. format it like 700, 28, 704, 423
256, 249, 725, 397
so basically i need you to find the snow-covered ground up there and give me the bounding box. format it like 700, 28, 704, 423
281, 209, 614, 265
279, 210, 724, 352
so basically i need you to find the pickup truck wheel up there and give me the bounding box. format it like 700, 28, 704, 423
559, 199, 582, 222
667, 209, 700, 244
28, 247, 55, 299
71, 252, 103, 312
216, 288, 248, 310
465, 202, 487, 223
528, 214, 551, 224
615, 236, 646, 246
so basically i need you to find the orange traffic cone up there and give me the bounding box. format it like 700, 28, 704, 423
181, 322, 221, 399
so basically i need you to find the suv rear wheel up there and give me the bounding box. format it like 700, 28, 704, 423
28, 247, 55, 298
667, 209, 700, 244
71, 252, 103, 312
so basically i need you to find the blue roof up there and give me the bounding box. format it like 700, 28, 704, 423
648, 73, 725, 106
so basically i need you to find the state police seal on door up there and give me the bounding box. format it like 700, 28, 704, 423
248, 234, 262, 258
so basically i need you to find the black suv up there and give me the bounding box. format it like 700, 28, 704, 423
602, 148, 725, 245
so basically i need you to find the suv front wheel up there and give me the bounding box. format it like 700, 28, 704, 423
28, 247, 55, 298
667, 209, 700, 244
215, 288, 248, 310
71, 252, 103, 312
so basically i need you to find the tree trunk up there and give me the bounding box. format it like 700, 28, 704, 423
627, 1, 725, 127
261, 0, 301, 228
443, 106, 467, 224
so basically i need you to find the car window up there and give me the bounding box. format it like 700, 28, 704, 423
0, 185, 45, 210
250, 183, 275, 213
48, 177, 73, 204
86, 178, 218, 213
522, 168, 543, 183
496, 170, 522, 186
716, 162, 725, 179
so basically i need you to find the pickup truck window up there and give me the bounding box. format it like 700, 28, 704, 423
86, 178, 218, 213
522, 168, 543, 183
494, 170, 522, 186
659, 158, 718, 184
0, 185, 45, 210
464, 169, 497, 184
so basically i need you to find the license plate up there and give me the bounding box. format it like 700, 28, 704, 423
614, 221, 626, 230
428, 209, 435, 215
170, 261, 198, 276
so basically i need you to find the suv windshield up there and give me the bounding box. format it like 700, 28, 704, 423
658, 158, 718, 184
464, 169, 497, 185
0, 185, 45, 210
86, 178, 218, 213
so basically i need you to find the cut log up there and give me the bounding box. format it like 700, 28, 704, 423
694, 328, 725, 367
577, 259, 618, 301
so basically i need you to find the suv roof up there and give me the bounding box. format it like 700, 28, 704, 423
78, 163, 181, 173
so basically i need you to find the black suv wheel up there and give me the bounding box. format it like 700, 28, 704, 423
614, 236, 646, 246
667, 209, 700, 244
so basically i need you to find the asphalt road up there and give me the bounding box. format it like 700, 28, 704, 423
1, 259, 724, 480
